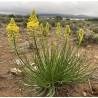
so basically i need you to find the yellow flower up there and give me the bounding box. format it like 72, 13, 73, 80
78, 28, 84, 44
6, 18, 19, 43
64, 25, 71, 39
27, 9, 39, 30
27, 21, 39, 29
28, 9, 38, 22
6, 18, 19, 32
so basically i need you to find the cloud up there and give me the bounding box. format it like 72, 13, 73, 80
0, 0, 98, 16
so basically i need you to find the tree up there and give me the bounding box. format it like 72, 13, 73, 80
55, 16, 62, 21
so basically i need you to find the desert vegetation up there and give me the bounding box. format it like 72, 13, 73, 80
1, 9, 98, 97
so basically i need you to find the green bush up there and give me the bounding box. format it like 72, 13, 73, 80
92, 26, 98, 33
93, 35, 98, 43
49, 19, 56, 27
81, 34, 98, 46
14, 34, 95, 96
60, 20, 65, 27
55, 16, 62, 21
22, 19, 28, 27
7, 10, 95, 97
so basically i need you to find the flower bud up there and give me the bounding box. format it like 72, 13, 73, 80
45, 22, 50, 36
39, 23, 44, 34
64, 25, 71, 39
56, 22, 61, 37
78, 28, 84, 44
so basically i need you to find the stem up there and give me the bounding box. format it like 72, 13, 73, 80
12, 35, 35, 72
32, 31, 43, 67
88, 79, 93, 94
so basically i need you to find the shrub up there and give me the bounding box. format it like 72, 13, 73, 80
81, 33, 98, 46
94, 37, 98, 43
92, 26, 98, 33
55, 16, 62, 21
60, 20, 65, 27
14, 31, 94, 96
49, 19, 56, 27
6, 9, 95, 97
22, 19, 28, 27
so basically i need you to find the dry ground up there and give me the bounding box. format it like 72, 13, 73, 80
0, 28, 98, 97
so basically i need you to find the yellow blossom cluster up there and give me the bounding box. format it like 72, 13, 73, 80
6, 9, 84, 47
27, 9, 39, 30
6, 18, 19, 43
6, 18, 19, 33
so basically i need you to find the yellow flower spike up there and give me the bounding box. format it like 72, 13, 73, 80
6, 18, 19, 44
27, 9, 39, 31
10, 18, 15, 24
6, 18, 19, 33
39, 23, 44, 34
29, 9, 38, 22
64, 25, 71, 39
45, 22, 50, 36
56, 22, 61, 37
78, 28, 84, 44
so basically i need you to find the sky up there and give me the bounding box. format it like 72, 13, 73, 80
0, 0, 98, 16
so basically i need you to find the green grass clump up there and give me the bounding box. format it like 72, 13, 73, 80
14, 34, 95, 96
7, 9, 96, 97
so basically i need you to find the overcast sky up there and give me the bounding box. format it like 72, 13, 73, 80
0, 0, 98, 16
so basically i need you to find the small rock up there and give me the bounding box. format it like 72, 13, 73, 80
19, 39, 23, 42
77, 53, 80, 57
82, 91, 87, 96
84, 65, 87, 67
94, 56, 98, 59
10, 68, 22, 75
18, 41, 29, 52
82, 49, 85, 51
0, 60, 4, 64
33, 66, 37, 70
0, 72, 13, 79
86, 45, 91, 48
31, 63, 35, 66
14, 59, 23, 65
19, 41, 29, 48
0, 74, 5, 79
0, 85, 7, 90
